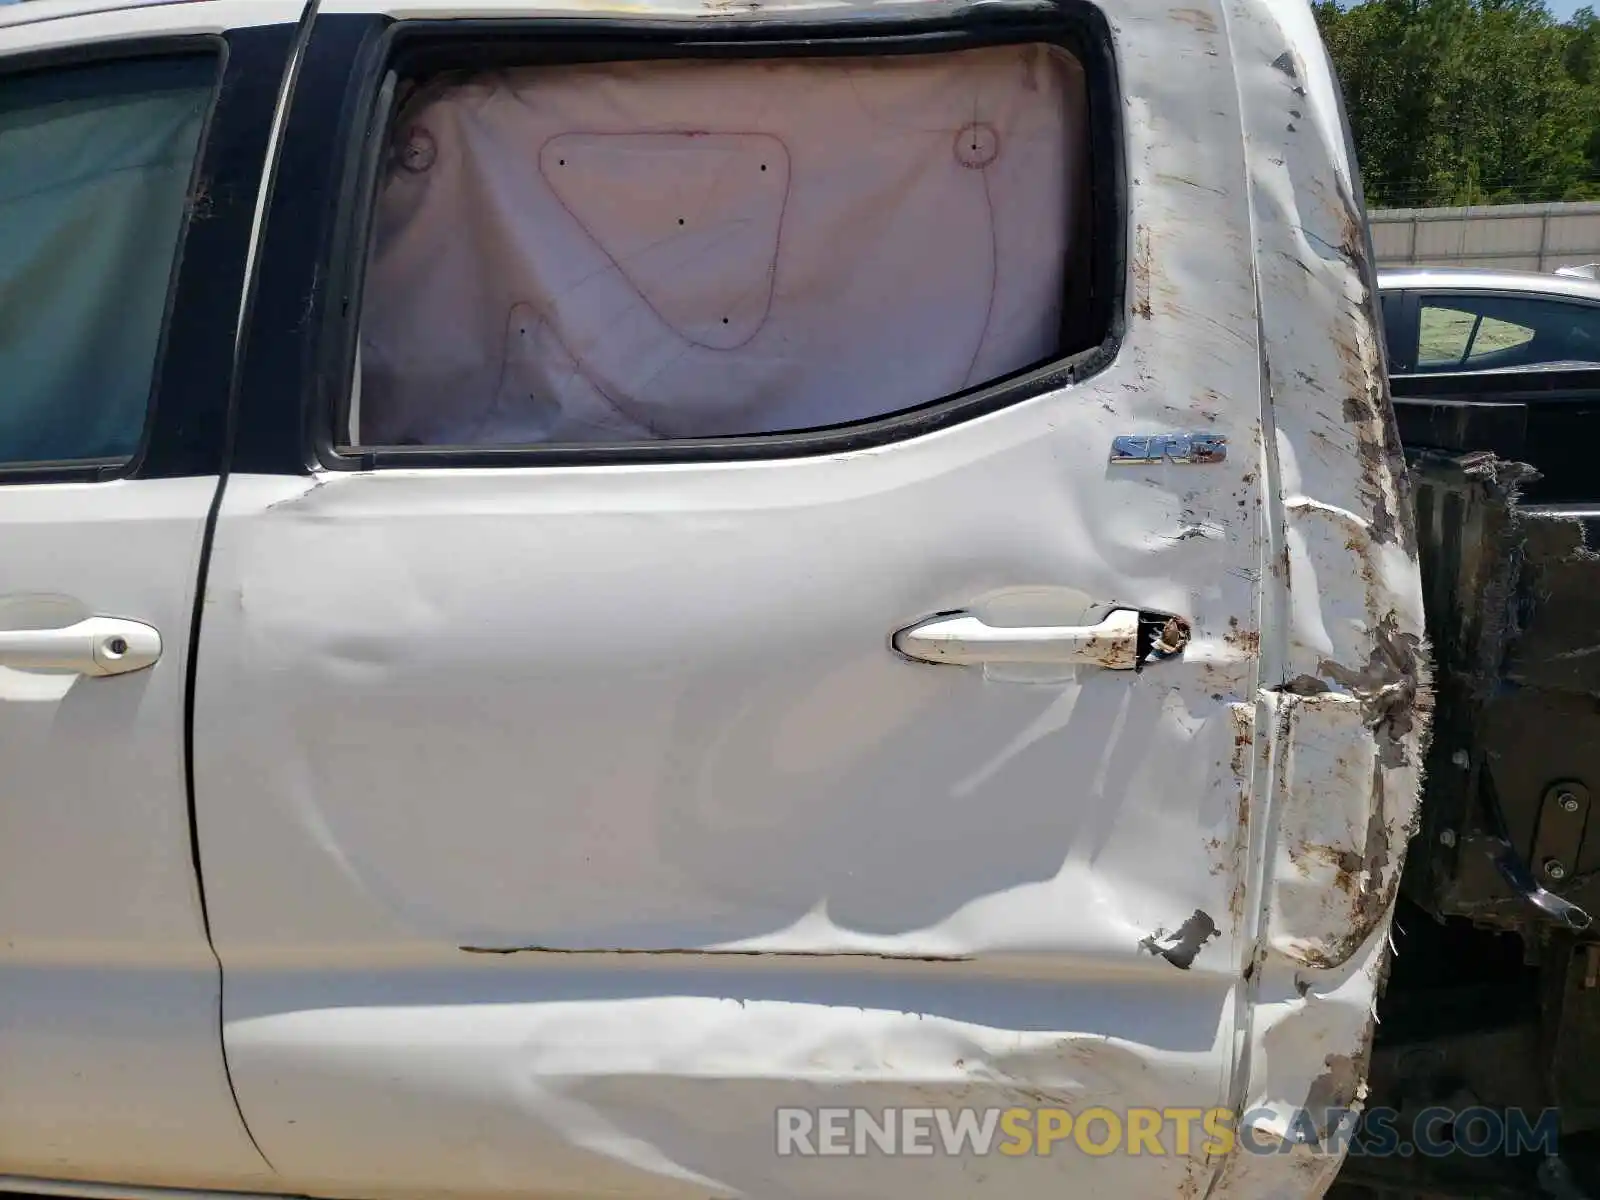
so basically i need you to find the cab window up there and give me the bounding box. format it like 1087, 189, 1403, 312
0, 54, 215, 469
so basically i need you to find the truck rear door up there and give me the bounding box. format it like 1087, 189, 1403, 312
187, 1, 1425, 1196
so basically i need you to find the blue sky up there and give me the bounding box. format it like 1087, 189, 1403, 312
1549, 0, 1591, 19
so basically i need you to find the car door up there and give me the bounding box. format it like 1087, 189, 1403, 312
190, 2, 1423, 1197
0, 2, 304, 1188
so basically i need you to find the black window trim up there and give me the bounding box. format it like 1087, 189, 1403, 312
1379, 289, 1414, 375
1386, 289, 1421, 376
235, 3, 1126, 476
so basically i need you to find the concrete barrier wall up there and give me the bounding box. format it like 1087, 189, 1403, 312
1369, 201, 1600, 273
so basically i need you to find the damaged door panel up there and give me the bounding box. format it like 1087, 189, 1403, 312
179, 0, 1426, 1197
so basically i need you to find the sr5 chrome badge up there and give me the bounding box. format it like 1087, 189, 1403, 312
1110, 432, 1227, 465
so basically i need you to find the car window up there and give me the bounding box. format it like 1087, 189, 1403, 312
1414, 292, 1600, 374
1467, 315, 1536, 362
0, 55, 215, 468
1417, 303, 1476, 369
346, 44, 1098, 451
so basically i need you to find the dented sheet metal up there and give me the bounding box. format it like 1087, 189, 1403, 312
1213, 0, 1430, 1189
189, 0, 1427, 1196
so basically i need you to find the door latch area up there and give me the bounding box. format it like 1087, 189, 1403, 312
1138, 612, 1192, 667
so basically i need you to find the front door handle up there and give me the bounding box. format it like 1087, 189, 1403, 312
894, 609, 1142, 670
0, 617, 162, 677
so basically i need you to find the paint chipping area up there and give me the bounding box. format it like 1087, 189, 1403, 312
1140, 909, 1219, 968
1263, 601, 1428, 972
1266, 688, 1420, 969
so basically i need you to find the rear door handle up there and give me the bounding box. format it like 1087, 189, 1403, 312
894, 609, 1142, 670
0, 617, 162, 677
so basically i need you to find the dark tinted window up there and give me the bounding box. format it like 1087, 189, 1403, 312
0, 56, 215, 467
1415, 292, 1600, 374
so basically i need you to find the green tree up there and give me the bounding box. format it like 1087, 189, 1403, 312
1316, 0, 1599, 207
1563, 7, 1600, 191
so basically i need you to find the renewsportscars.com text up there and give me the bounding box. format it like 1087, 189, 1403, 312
775, 1105, 1560, 1159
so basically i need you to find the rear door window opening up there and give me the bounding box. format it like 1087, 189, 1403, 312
315, 13, 1122, 463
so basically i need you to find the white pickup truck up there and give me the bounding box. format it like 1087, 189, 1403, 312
0, 1, 1425, 1198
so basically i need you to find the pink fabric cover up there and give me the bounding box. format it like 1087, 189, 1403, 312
357, 44, 1084, 445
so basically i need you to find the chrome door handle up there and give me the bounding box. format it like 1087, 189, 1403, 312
893, 609, 1141, 670
0, 617, 162, 677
